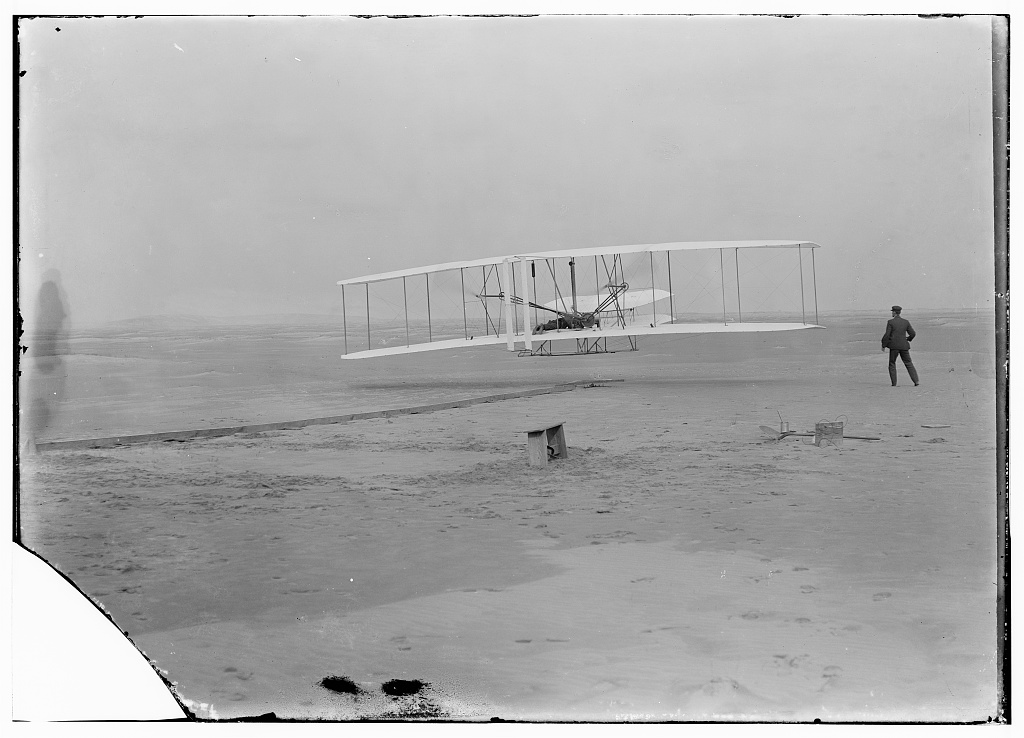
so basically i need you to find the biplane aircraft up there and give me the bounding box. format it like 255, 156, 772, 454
335, 240, 822, 359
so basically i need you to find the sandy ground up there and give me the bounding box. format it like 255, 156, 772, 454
17, 310, 999, 721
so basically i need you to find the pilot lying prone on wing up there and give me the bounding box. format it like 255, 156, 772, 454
534, 313, 600, 333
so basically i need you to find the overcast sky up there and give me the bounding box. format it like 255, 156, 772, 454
18, 14, 996, 326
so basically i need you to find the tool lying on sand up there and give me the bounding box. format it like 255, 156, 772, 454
758, 426, 881, 442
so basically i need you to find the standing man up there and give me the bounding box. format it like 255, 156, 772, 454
881, 305, 919, 386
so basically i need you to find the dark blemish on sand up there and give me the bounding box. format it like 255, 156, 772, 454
228, 711, 278, 722
515, 639, 532, 643
873, 592, 892, 601
320, 675, 363, 695
793, 567, 809, 571
381, 678, 427, 697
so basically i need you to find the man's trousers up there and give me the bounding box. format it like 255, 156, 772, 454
888, 348, 919, 386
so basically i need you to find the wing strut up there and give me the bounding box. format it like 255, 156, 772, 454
667, 251, 675, 323
460, 268, 468, 340
501, 259, 515, 351
570, 258, 578, 314
532, 261, 539, 328
341, 284, 348, 355
811, 247, 819, 325
403, 276, 410, 346
520, 257, 533, 352
426, 273, 433, 342
479, 265, 503, 336
511, 265, 520, 335
798, 245, 806, 324
735, 247, 742, 322
650, 252, 657, 326
719, 249, 727, 324
546, 259, 571, 315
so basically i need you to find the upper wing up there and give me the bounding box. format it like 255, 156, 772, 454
336, 254, 508, 287
514, 239, 818, 261
337, 240, 819, 287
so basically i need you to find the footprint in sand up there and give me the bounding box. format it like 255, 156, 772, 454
772, 653, 809, 673
390, 636, 414, 650
872, 592, 892, 601
222, 667, 254, 681
820, 665, 842, 691
800, 585, 817, 594
212, 689, 248, 702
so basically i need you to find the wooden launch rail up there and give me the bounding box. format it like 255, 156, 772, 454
32, 380, 624, 452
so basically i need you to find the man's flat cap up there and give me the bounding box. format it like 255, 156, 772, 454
891, 305, 902, 312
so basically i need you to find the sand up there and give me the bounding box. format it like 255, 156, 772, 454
17, 310, 999, 721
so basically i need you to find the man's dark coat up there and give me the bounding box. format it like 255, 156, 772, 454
881, 315, 916, 351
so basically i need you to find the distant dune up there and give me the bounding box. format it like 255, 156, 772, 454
98, 313, 344, 331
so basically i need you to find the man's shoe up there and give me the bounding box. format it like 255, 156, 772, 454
914, 382, 920, 386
